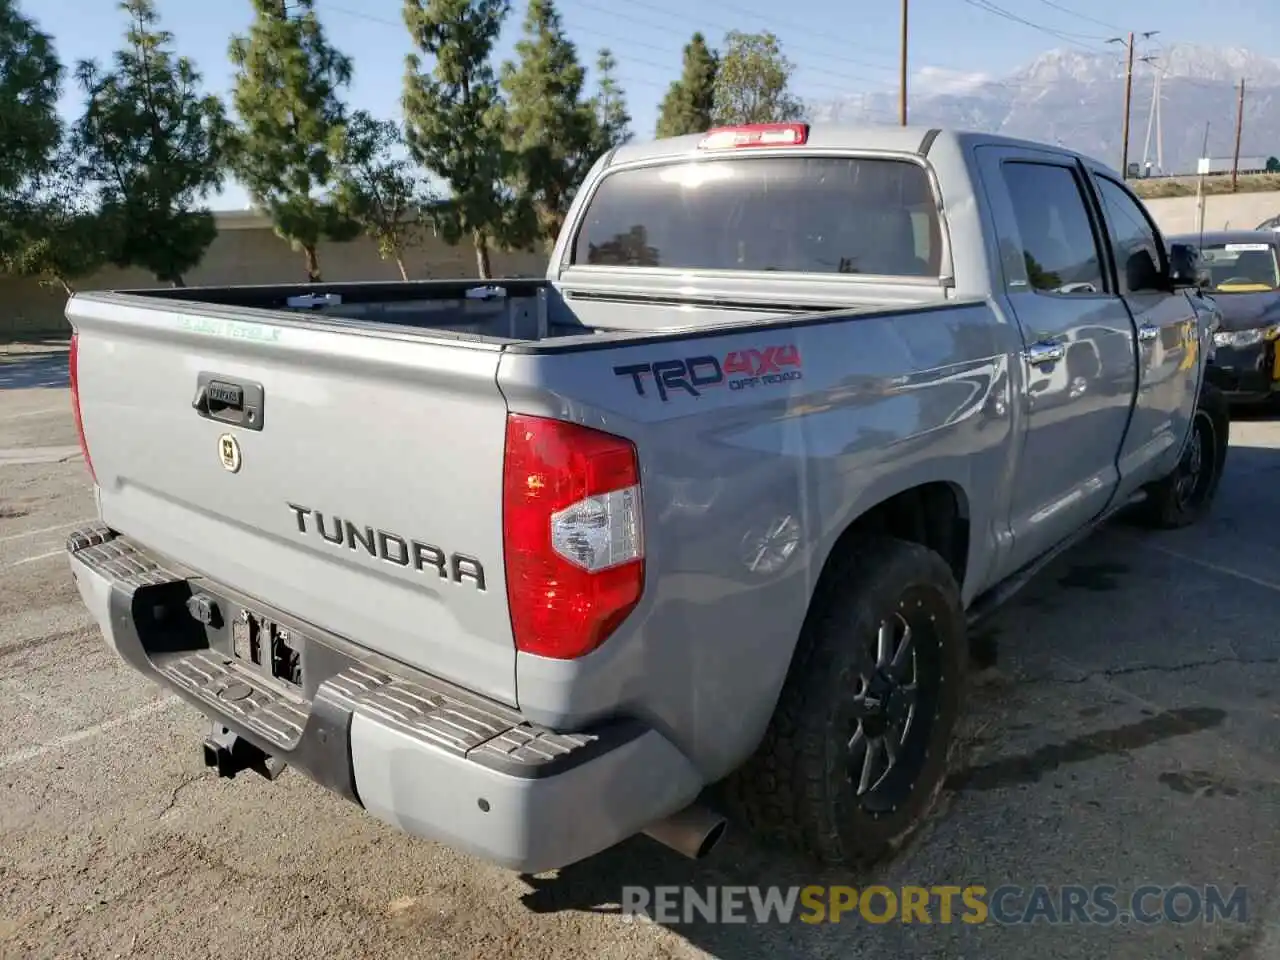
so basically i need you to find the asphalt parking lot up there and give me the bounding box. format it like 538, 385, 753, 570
4, 340, 1280, 960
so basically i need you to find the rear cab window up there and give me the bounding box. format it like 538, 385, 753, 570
570, 155, 943, 278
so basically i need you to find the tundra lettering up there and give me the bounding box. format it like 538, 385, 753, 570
286, 502, 485, 590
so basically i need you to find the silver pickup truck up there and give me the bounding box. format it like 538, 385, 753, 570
65, 123, 1227, 874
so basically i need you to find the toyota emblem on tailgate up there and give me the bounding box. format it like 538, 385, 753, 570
218, 433, 242, 473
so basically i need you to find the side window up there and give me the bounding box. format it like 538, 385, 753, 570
1093, 175, 1166, 294
998, 161, 1106, 296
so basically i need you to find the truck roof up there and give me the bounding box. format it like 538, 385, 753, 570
604, 124, 1114, 174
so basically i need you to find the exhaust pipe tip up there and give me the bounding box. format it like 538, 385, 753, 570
642, 803, 729, 861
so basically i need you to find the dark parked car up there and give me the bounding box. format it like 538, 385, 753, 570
1256, 214, 1280, 232
1170, 229, 1280, 404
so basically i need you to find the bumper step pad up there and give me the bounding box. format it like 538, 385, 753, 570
164, 650, 310, 749
67, 525, 621, 783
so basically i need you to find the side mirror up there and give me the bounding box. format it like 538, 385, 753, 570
1169, 242, 1210, 290
1125, 249, 1166, 292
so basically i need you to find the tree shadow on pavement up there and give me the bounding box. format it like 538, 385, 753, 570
0, 350, 70, 390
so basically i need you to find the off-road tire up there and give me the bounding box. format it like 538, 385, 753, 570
723, 536, 967, 867
1135, 381, 1230, 530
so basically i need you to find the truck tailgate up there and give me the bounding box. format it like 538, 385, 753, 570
69, 296, 517, 705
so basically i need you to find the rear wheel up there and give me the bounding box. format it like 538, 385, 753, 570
724, 537, 967, 866
1136, 382, 1229, 529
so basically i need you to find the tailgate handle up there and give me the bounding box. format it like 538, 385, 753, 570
193, 373, 265, 431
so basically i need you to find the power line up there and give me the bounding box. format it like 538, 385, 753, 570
958, 0, 1111, 52
694, 0, 906, 65
1029, 0, 1123, 33
323, 2, 664, 91
580, 0, 1040, 96
565, 0, 1102, 82
566, 0, 1126, 100
566, 0, 896, 89
321, 1, 905, 111
572, 0, 902, 75
1141, 42, 1269, 93
700, 0, 1131, 75
322, 1, 901, 120
321, 0, 1237, 133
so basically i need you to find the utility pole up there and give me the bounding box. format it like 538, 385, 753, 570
1120, 33, 1135, 176
1196, 121, 1210, 240
1231, 78, 1246, 192
899, 0, 909, 126
1110, 30, 1157, 178
1140, 56, 1159, 176
1155, 69, 1164, 173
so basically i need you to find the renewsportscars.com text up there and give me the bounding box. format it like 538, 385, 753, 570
621, 884, 1248, 926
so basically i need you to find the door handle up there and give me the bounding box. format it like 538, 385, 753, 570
193, 372, 265, 431
1137, 323, 1159, 342
1024, 340, 1065, 366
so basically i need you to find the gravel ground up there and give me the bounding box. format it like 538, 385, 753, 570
3, 346, 1280, 960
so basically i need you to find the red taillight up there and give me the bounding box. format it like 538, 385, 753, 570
68, 331, 97, 485
502, 414, 645, 660
698, 122, 809, 150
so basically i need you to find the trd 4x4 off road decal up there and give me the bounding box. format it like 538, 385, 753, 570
614, 345, 803, 401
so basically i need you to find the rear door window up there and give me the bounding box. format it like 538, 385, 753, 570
1092, 175, 1168, 294
998, 161, 1107, 296
571, 155, 942, 278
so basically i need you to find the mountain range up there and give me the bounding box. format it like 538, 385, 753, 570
807, 44, 1280, 175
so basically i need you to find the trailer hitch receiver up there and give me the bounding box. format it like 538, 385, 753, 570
201, 725, 287, 781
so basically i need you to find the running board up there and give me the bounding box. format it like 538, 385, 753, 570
965, 489, 1147, 629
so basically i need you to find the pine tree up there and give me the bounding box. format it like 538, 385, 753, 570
711, 30, 804, 126
0, 0, 61, 197
0, 0, 64, 262
227, 0, 358, 282
402, 0, 519, 278
333, 111, 431, 281
655, 32, 717, 139
589, 48, 631, 154
500, 0, 596, 247
2, 152, 113, 294
74, 0, 227, 286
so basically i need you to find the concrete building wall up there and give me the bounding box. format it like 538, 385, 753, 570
1142, 190, 1280, 237
1, 214, 549, 340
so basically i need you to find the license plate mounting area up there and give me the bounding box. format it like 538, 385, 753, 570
230, 607, 304, 689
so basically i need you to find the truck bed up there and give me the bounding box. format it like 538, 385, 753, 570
109, 274, 948, 348
116, 277, 572, 343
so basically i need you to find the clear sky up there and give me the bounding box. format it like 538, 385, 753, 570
33, 0, 1280, 209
